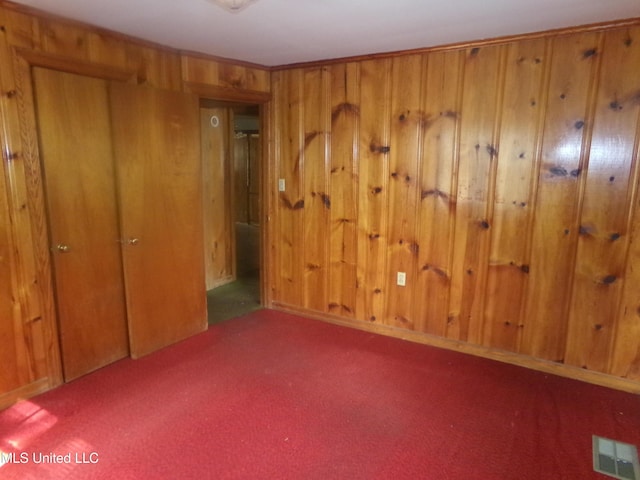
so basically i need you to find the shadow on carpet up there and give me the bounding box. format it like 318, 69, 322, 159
206, 271, 261, 324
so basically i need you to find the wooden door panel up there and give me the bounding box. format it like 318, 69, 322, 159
110, 83, 206, 358
33, 68, 129, 381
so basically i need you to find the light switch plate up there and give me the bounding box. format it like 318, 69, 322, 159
278, 178, 286, 192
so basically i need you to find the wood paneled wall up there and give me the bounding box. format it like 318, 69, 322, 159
0, 0, 269, 409
270, 21, 640, 390
203, 107, 235, 289
1, 0, 640, 409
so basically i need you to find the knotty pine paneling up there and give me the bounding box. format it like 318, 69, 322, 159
385, 54, 424, 329
447, 45, 505, 345
182, 54, 270, 93
414, 49, 463, 337
0, 0, 269, 408
355, 58, 392, 324
301, 67, 330, 312
564, 28, 640, 372
0, 142, 21, 394
613, 188, 640, 380
271, 21, 640, 388
483, 38, 548, 352
520, 32, 602, 363
202, 107, 234, 289
272, 69, 305, 306
328, 63, 359, 318
0, 4, 57, 406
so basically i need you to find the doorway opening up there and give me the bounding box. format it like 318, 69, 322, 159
201, 101, 262, 324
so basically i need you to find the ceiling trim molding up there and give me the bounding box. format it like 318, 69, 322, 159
272, 15, 640, 71
183, 81, 271, 103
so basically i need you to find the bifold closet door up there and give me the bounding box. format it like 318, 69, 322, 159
33, 68, 129, 381
109, 83, 207, 358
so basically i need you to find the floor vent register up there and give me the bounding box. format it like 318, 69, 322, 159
593, 435, 640, 480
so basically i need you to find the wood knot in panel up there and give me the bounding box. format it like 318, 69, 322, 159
369, 142, 390, 154
486, 144, 498, 159
549, 166, 568, 177
6, 151, 20, 161
311, 191, 331, 209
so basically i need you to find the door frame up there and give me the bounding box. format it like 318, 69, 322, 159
11, 49, 144, 389
185, 82, 272, 310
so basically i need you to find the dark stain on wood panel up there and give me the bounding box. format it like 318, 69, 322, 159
369, 141, 391, 154
311, 191, 331, 209
280, 194, 305, 210
421, 263, 449, 279
420, 188, 450, 201
331, 102, 360, 123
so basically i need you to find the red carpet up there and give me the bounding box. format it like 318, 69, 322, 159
1, 309, 639, 479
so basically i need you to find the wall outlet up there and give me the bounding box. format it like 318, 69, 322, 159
397, 272, 406, 286
278, 178, 286, 192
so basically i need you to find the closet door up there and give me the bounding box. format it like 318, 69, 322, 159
109, 83, 207, 358
33, 68, 129, 381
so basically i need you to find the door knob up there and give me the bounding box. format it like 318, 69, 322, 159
56, 244, 71, 253
127, 238, 140, 246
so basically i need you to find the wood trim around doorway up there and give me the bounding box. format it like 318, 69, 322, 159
185, 80, 273, 310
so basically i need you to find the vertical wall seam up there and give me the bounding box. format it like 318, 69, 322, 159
444, 50, 466, 336
322, 66, 331, 312
409, 53, 428, 327
380, 58, 392, 322
296, 68, 305, 304
352, 62, 361, 314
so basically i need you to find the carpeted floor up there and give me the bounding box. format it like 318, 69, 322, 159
1, 309, 639, 479
206, 222, 262, 324
206, 270, 261, 324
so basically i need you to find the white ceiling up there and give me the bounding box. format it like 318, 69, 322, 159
8, 0, 640, 67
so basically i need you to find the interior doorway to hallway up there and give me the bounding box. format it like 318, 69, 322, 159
201, 102, 262, 324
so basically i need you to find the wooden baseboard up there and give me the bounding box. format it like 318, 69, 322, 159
0, 378, 52, 411
271, 302, 640, 395
206, 276, 235, 291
